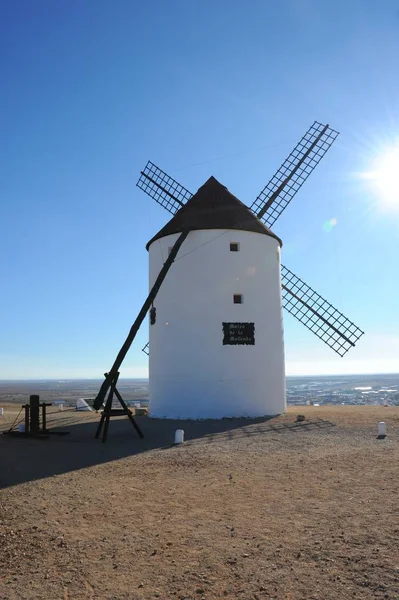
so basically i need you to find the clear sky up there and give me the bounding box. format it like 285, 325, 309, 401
1, 0, 399, 379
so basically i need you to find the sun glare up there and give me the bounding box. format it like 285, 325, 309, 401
368, 146, 399, 208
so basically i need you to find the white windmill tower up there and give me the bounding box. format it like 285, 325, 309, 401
93, 122, 364, 421
146, 176, 285, 418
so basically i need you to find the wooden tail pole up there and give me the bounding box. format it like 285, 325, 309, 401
93, 230, 189, 410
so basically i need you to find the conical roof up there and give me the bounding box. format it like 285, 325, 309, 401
146, 176, 282, 249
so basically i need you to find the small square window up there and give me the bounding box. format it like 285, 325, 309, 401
230, 242, 240, 252
233, 294, 243, 304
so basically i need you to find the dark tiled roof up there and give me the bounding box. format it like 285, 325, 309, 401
146, 176, 282, 249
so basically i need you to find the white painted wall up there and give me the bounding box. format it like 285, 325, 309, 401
148, 229, 286, 419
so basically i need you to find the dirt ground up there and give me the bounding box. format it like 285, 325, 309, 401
0, 405, 398, 600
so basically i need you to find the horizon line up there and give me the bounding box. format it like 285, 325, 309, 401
0, 372, 398, 382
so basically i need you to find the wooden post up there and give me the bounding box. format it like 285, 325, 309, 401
95, 373, 117, 441
102, 372, 118, 443
24, 404, 30, 435
41, 402, 51, 433
30, 395, 40, 434
95, 407, 106, 439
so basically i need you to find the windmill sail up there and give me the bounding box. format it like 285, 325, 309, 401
137, 161, 193, 214
281, 264, 364, 356
251, 122, 339, 228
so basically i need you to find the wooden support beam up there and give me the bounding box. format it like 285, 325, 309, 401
93, 230, 189, 410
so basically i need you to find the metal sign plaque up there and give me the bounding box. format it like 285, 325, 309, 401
222, 322, 255, 345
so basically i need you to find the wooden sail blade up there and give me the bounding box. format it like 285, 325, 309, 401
136, 161, 193, 214
281, 264, 364, 356
251, 122, 339, 228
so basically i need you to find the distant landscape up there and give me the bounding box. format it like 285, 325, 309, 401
0, 373, 398, 407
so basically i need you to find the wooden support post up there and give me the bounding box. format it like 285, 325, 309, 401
102, 373, 116, 443
24, 403, 30, 435
95, 372, 117, 441
41, 402, 52, 433
30, 395, 40, 434
95, 372, 143, 443
95, 408, 106, 439
111, 383, 144, 439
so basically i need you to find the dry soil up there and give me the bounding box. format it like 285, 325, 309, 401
0, 405, 398, 600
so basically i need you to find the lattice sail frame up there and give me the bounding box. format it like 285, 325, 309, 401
281, 265, 364, 356
137, 161, 192, 215
251, 122, 339, 228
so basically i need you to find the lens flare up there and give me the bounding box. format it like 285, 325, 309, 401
322, 217, 338, 232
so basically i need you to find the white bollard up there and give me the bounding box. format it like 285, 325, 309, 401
378, 422, 387, 437
174, 429, 184, 444
59, 404, 64, 411
0, 407, 4, 416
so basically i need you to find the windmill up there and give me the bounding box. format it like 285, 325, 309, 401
93, 121, 364, 419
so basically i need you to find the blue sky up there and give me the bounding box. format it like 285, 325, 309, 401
1, 0, 399, 379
